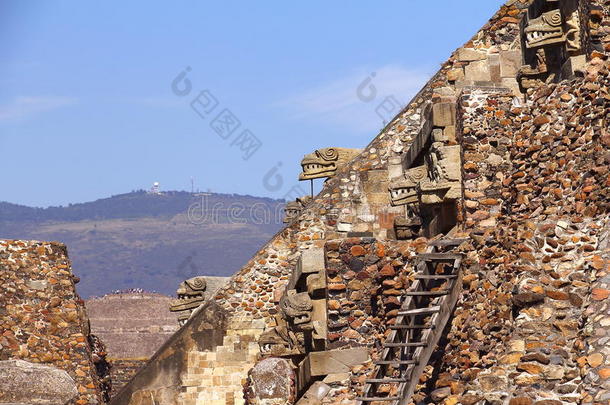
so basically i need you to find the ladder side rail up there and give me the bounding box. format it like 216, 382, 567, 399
398, 260, 462, 405
357, 247, 447, 404
359, 274, 423, 401
396, 311, 440, 405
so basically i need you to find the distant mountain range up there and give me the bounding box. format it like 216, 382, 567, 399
0, 191, 285, 297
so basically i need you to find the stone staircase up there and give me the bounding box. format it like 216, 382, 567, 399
356, 238, 465, 405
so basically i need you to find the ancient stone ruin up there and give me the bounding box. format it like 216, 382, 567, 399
106, 1, 609, 404
1, 0, 609, 404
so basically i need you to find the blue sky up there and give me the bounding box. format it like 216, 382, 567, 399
0, 1, 505, 207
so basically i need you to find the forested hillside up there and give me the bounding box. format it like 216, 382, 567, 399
0, 191, 285, 297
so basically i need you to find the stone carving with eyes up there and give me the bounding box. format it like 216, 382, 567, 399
524, 9, 565, 48
524, 6, 580, 52
389, 165, 427, 207
388, 143, 461, 207
169, 277, 207, 326
283, 196, 312, 224
299, 148, 361, 180
419, 143, 462, 205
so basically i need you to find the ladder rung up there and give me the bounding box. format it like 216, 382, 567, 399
389, 324, 435, 330
365, 378, 408, 383
428, 238, 468, 247
417, 253, 462, 261
405, 290, 448, 296
356, 397, 401, 402
398, 306, 440, 316
414, 274, 457, 280
374, 360, 418, 365
383, 342, 427, 348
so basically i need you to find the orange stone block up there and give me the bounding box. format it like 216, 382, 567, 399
598, 368, 610, 379
592, 288, 610, 301
350, 245, 366, 257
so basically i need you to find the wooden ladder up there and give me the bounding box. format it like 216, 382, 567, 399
355, 238, 466, 405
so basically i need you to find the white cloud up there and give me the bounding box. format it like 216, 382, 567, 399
0, 96, 77, 122
276, 65, 432, 133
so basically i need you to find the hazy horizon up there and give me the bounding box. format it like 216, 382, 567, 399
1, 187, 286, 209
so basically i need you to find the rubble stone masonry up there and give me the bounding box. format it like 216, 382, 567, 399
0, 240, 103, 404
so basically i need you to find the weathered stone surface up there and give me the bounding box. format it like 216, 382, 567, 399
296, 381, 331, 405
533, 401, 562, 405
521, 352, 550, 365
458, 48, 487, 62
299, 248, 325, 274
306, 348, 369, 376
432, 103, 456, 127
500, 50, 522, 78
447, 68, 465, 82
512, 292, 545, 308
532, 115, 550, 126
245, 358, 295, 404
587, 353, 604, 368
0, 359, 78, 405
430, 387, 451, 401
464, 60, 491, 82
517, 362, 543, 374
509, 397, 533, 405
592, 288, 610, 301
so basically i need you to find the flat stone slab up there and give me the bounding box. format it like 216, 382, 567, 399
307, 347, 370, 376
0, 360, 78, 405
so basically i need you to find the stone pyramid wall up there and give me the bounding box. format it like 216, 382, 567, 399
111, 1, 610, 404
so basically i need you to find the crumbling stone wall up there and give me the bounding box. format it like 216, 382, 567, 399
157, 213, 327, 405
583, 223, 610, 403
288, 0, 532, 241
0, 240, 103, 404
320, 2, 610, 403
